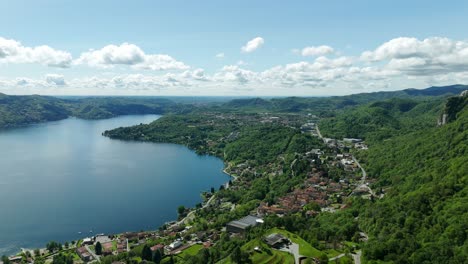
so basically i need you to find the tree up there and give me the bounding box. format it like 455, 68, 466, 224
142, 245, 152, 261
46, 241, 61, 252
230, 246, 250, 264
211, 187, 215, 193
52, 253, 73, 264
152, 249, 162, 264
95, 242, 102, 255
319, 253, 328, 264
177, 205, 186, 216
1, 255, 11, 264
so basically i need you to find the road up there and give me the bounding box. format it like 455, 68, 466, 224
352, 156, 366, 184
315, 124, 324, 141
352, 250, 362, 264
351, 156, 376, 197
85, 245, 100, 262
329, 253, 345, 261
175, 193, 217, 226
279, 242, 301, 264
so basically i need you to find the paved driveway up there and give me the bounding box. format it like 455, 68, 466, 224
279, 242, 301, 264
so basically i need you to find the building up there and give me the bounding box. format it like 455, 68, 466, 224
343, 138, 362, 143
169, 240, 183, 250
151, 244, 164, 252
264, 233, 289, 248
7, 256, 22, 263
226, 215, 263, 233
82, 237, 93, 245
76, 247, 93, 262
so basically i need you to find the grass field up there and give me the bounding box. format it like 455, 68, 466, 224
179, 244, 203, 257
250, 250, 294, 264
267, 228, 323, 258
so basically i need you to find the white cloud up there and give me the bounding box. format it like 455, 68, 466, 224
75, 43, 189, 70
134, 54, 189, 71
361, 37, 468, 75
301, 45, 334, 56
214, 65, 258, 84
215, 52, 225, 58
45, 74, 66, 86
4, 36, 468, 96
0, 37, 72, 68
181, 68, 208, 81
241, 37, 264, 53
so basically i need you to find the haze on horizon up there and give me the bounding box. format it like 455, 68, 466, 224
1, 0, 468, 96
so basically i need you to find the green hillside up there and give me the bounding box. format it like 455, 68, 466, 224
355, 94, 468, 263
318, 98, 445, 142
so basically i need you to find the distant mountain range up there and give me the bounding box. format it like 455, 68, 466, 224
0, 84, 467, 129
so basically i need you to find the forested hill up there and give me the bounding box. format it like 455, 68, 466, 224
0, 95, 178, 128
354, 92, 468, 263
219, 84, 468, 113
318, 97, 446, 142
1, 84, 466, 129
0, 94, 71, 129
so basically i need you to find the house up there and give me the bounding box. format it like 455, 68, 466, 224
95, 235, 112, 244
151, 244, 164, 252
226, 215, 263, 234
76, 247, 93, 262
169, 240, 183, 250
203, 241, 212, 248
343, 138, 362, 143
7, 256, 22, 263
264, 233, 289, 248
82, 237, 93, 245
101, 241, 114, 255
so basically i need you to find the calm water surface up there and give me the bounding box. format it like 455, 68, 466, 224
0, 115, 229, 255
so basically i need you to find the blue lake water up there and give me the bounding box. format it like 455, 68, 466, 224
0, 115, 229, 256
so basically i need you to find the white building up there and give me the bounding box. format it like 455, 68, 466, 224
169, 240, 183, 249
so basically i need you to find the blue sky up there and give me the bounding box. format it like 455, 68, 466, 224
1, 0, 468, 95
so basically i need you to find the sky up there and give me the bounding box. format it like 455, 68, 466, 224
1, 0, 468, 96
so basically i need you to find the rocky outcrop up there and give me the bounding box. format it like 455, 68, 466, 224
438, 90, 468, 125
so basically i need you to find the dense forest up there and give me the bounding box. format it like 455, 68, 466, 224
356, 93, 467, 263
318, 97, 446, 142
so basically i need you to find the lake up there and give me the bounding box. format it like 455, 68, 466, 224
0, 115, 230, 256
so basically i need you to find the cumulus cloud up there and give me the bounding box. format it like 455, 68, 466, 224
215, 52, 225, 58
75, 43, 189, 70
5, 36, 468, 96
45, 74, 66, 86
0, 37, 72, 68
301, 45, 334, 56
241, 37, 264, 53
214, 65, 258, 84
361, 37, 468, 75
